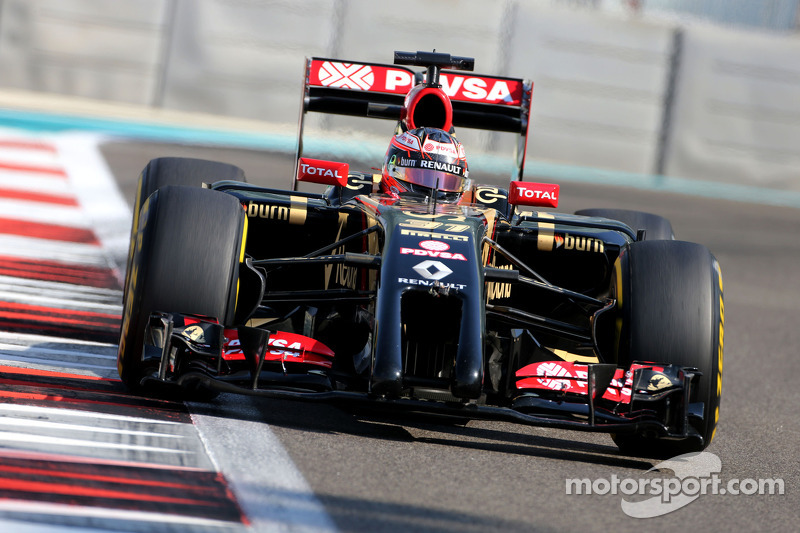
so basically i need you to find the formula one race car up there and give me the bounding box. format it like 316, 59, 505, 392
118, 51, 724, 456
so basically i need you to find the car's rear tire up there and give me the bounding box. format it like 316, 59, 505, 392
137, 156, 246, 205
613, 240, 724, 456
575, 208, 675, 240
118, 186, 247, 396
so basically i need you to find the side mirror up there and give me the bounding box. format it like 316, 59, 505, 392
508, 181, 559, 208
296, 158, 349, 187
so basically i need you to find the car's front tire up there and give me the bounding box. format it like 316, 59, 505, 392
124, 157, 246, 293
118, 186, 247, 395
613, 240, 724, 456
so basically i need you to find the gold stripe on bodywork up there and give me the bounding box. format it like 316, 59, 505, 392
246, 317, 278, 328
367, 214, 380, 291
550, 348, 599, 364
324, 212, 349, 290
239, 213, 249, 262
234, 213, 249, 314
613, 258, 623, 360
536, 212, 555, 251
289, 195, 308, 225
481, 208, 498, 266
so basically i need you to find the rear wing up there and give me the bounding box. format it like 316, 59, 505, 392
294, 56, 533, 188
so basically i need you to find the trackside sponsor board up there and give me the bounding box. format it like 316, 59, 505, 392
309, 59, 524, 106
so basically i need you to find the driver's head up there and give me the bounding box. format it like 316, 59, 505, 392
381, 127, 469, 201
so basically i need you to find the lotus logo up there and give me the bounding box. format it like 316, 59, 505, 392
412, 260, 452, 281
182, 325, 206, 344
648, 373, 673, 391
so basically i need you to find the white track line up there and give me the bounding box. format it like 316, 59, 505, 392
0, 235, 108, 266
0, 354, 116, 371
0, 432, 195, 455
0, 341, 117, 360
0, 418, 185, 439
54, 132, 132, 275
0, 404, 182, 425
0, 291, 121, 313
0, 501, 245, 531
0, 275, 122, 298
0, 199, 91, 227
191, 398, 338, 532
0, 149, 59, 166
0, 330, 117, 348
0, 174, 72, 195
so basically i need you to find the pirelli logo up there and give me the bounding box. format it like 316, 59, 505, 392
400, 229, 469, 242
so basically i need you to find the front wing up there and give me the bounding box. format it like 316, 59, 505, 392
140, 312, 705, 448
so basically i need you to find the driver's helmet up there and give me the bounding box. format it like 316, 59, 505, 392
381, 127, 469, 201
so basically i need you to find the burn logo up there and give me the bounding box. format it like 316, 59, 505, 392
557, 233, 605, 253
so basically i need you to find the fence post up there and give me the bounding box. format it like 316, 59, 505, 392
151, 0, 179, 108
655, 26, 683, 176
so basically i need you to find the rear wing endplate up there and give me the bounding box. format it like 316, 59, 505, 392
293, 57, 533, 189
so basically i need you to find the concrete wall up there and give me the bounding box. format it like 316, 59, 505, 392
0, 0, 798, 189
0, 0, 167, 104
505, 7, 673, 174
665, 25, 800, 190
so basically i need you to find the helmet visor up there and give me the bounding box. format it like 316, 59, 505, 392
390, 166, 465, 193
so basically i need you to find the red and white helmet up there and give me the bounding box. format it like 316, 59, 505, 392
381, 127, 469, 200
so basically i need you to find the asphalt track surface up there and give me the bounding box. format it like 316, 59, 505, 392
98, 140, 799, 532
0, 134, 796, 532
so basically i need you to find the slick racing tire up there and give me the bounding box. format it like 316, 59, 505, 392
137, 156, 246, 206
118, 185, 247, 396
575, 208, 675, 240
124, 158, 246, 292
613, 240, 724, 456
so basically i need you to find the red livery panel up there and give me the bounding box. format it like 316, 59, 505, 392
508, 181, 560, 208
515, 361, 668, 405
309, 59, 524, 106
223, 329, 335, 369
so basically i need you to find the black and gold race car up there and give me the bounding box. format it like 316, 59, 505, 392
118, 51, 723, 456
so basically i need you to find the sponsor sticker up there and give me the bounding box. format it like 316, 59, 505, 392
400, 228, 469, 241
647, 372, 673, 391
534, 361, 574, 392
412, 260, 452, 281
182, 325, 206, 344
393, 132, 422, 151
296, 157, 348, 187
439, 73, 521, 105
554, 233, 605, 253
422, 140, 458, 158
397, 277, 466, 290
399, 248, 467, 261
474, 187, 506, 205
308, 60, 525, 105
508, 181, 559, 208
418, 159, 465, 175
514, 361, 683, 403
317, 61, 375, 90
419, 240, 448, 251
